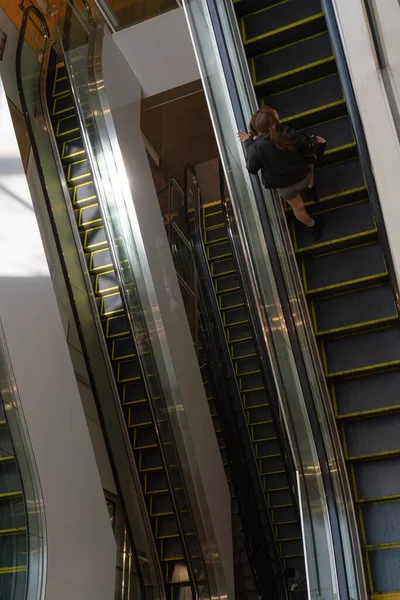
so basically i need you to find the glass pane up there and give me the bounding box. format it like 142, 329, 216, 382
96, 0, 178, 30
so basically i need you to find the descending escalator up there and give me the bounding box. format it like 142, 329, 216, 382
199, 197, 305, 583
47, 60, 205, 600
235, 0, 400, 595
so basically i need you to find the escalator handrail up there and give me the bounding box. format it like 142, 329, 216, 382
56, 25, 202, 600
183, 163, 287, 600
198, 1, 355, 598
218, 160, 301, 519
16, 7, 161, 599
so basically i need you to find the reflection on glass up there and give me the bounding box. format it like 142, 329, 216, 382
96, 0, 178, 30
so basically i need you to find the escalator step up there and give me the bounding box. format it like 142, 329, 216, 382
204, 210, 224, 229
259, 450, 283, 470
205, 224, 227, 244
73, 181, 96, 205
343, 413, 400, 459
243, 0, 325, 55
293, 201, 376, 254
156, 514, 179, 538
362, 502, 400, 547
334, 370, 400, 417
280, 539, 304, 557
300, 115, 355, 157
141, 448, 163, 473
264, 471, 290, 492
53, 74, 69, 97
84, 226, 107, 250
96, 270, 118, 295
219, 290, 244, 310
324, 327, 400, 376
129, 403, 153, 428
277, 522, 302, 541
215, 274, 240, 293
223, 306, 248, 327
257, 439, 281, 458
101, 292, 123, 316
236, 356, 260, 375
231, 339, 256, 359
227, 323, 252, 342
314, 158, 366, 205
268, 489, 293, 508
151, 493, 173, 516
247, 404, 272, 425
132, 424, 157, 450
162, 537, 185, 561
68, 159, 90, 183
354, 457, 400, 501
53, 92, 74, 116
106, 314, 129, 338
168, 567, 191, 587
62, 137, 85, 162
267, 74, 345, 130
241, 373, 264, 394
313, 285, 397, 335
118, 358, 141, 382
254, 31, 334, 95
0, 497, 26, 530
272, 505, 297, 524
145, 471, 168, 495
0, 462, 22, 496
207, 240, 232, 261
79, 203, 102, 228
303, 243, 387, 295
90, 248, 112, 272
56, 114, 79, 138
369, 548, 400, 593
251, 423, 276, 442
211, 256, 236, 277
244, 389, 269, 408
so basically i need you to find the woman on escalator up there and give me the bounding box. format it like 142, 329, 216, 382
238, 105, 326, 240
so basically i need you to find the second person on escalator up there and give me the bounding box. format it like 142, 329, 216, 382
238, 105, 326, 240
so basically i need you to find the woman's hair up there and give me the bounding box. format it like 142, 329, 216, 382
249, 105, 295, 151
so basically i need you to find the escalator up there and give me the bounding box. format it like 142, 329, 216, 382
47, 59, 205, 600
234, 0, 400, 596
0, 399, 28, 597
199, 191, 305, 582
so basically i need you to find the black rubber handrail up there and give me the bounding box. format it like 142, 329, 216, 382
203, 1, 350, 598
184, 164, 287, 600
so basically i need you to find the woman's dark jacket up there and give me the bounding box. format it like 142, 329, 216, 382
244, 128, 311, 189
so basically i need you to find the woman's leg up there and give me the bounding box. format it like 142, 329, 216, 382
287, 193, 314, 226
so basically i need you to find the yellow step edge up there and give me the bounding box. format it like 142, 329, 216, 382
279, 99, 346, 125
346, 448, 400, 463
0, 565, 26, 574
295, 227, 378, 256
244, 10, 324, 46
0, 456, 14, 463
371, 593, 400, 600
365, 541, 400, 552
0, 527, 27, 536
305, 272, 388, 296
315, 315, 398, 338
326, 358, 400, 379
356, 494, 400, 506
255, 56, 335, 88
0, 491, 22, 499
336, 404, 400, 421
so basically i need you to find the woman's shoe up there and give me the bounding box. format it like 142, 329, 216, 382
303, 185, 320, 203
310, 217, 324, 241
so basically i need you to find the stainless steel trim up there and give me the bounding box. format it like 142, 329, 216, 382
39, 36, 164, 600
0, 319, 47, 600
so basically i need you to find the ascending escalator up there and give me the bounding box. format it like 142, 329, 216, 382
235, 0, 400, 595
47, 60, 205, 599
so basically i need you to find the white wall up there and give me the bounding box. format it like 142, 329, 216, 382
370, 0, 400, 107
113, 7, 200, 97
0, 77, 116, 599
333, 0, 400, 286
